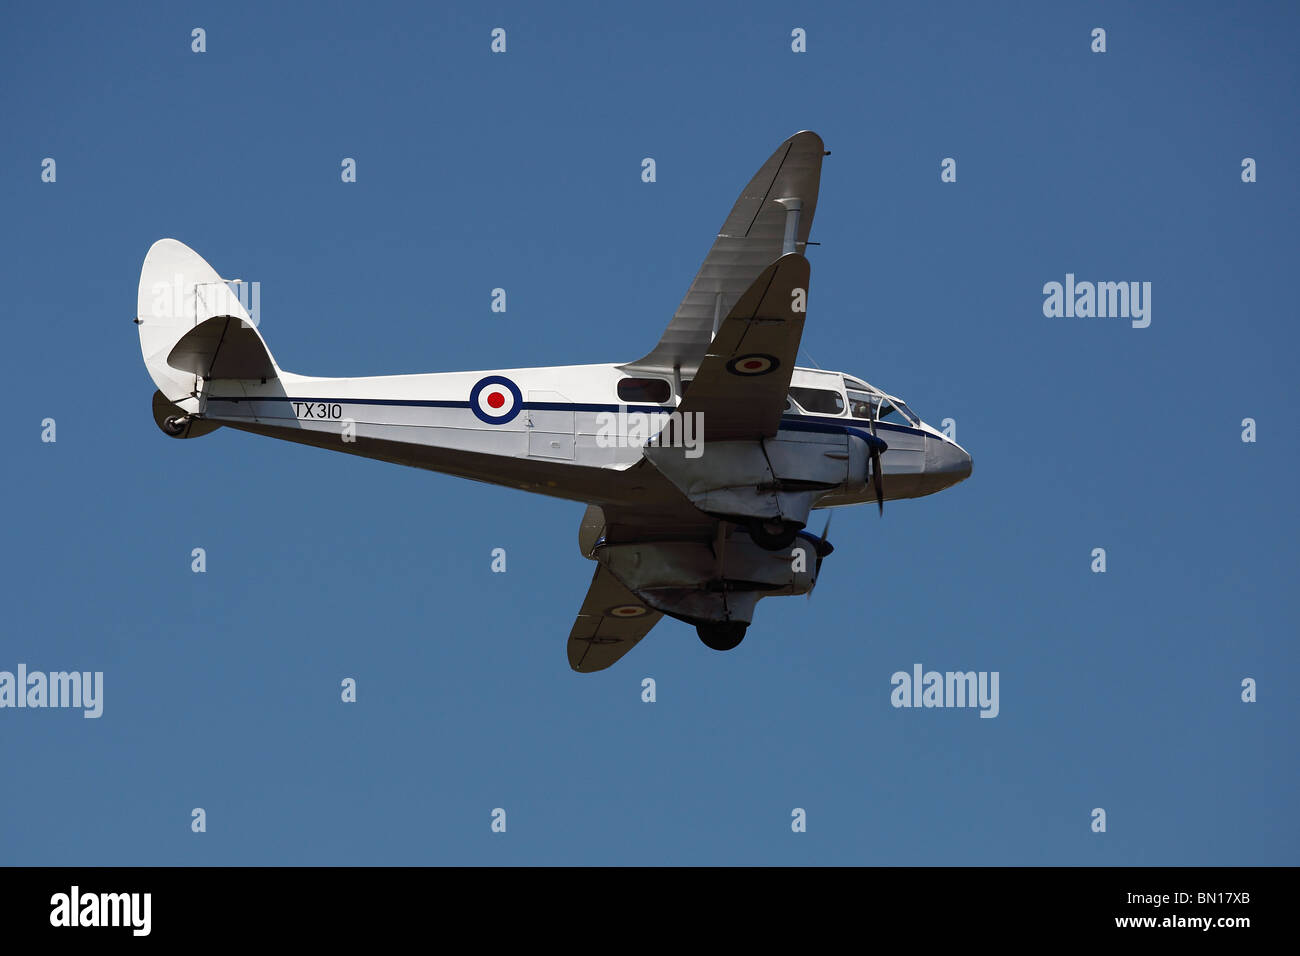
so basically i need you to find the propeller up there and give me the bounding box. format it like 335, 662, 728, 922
867, 404, 888, 515
807, 513, 834, 599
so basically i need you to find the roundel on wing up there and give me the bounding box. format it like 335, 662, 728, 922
469, 375, 523, 424
607, 604, 649, 619
726, 353, 780, 376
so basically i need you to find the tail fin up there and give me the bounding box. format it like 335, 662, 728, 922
135, 239, 280, 411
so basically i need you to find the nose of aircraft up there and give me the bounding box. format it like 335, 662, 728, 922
924, 436, 973, 490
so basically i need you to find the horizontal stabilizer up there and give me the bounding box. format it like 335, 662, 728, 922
167, 315, 278, 380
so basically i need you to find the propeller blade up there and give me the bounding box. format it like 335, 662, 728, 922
811, 512, 834, 557
808, 513, 833, 599
871, 449, 884, 515
868, 405, 885, 516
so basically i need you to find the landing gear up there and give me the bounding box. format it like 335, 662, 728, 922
747, 518, 800, 551
696, 621, 748, 651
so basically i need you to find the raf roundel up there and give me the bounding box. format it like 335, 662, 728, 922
726, 353, 780, 376
607, 604, 649, 619
469, 375, 523, 424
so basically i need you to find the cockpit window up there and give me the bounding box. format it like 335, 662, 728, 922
847, 390, 876, 420
891, 400, 920, 426
788, 387, 845, 415
847, 387, 921, 427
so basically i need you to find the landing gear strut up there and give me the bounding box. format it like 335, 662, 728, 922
696, 621, 748, 652
747, 518, 800, 551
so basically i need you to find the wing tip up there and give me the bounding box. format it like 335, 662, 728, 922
786, 130, 825, 152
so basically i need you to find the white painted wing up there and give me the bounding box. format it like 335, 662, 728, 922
567, 566, 663, 673
622, 130, 824, 377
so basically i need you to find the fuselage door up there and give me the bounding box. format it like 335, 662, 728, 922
527, 390, 576, 459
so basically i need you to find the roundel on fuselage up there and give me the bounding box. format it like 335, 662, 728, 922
469, 375, 523, 424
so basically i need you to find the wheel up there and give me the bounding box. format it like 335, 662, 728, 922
696, 621, 748, 652
747, 518, 799, 551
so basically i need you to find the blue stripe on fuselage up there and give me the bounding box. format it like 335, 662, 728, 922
204, 396, 927, 441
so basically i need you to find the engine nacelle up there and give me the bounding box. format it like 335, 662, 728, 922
594, 527, 821, 625
643, 429, 871, 528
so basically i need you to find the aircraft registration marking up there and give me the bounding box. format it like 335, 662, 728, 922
292, 402, 343, 420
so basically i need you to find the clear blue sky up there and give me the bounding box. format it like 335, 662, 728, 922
2, 0, 1296, 865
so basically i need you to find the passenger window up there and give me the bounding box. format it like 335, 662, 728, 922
617, 378, 672, 403
788, 387, 845, 415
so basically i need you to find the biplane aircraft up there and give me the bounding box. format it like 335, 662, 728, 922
136, 131, 971, 672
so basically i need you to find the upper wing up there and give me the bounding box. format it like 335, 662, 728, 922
567, 564, 663, 673
670, 252, 809, 442
621, 130, 825, 378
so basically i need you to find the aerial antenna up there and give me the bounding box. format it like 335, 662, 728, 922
800, 350, 822, 370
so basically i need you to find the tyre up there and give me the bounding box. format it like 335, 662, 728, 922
696, 621, 748, 651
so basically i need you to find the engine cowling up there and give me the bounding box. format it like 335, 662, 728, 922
593, 525, 823, 626
643, 429, 872, 529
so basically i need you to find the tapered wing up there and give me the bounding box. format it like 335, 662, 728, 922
567, 565, 663, 673
670, 252, 809, 442
621, 130, 824, 377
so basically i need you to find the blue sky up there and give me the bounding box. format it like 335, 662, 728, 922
2, 0, 1296, 865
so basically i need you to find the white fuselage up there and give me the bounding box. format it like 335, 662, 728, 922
198, 362, 971, 512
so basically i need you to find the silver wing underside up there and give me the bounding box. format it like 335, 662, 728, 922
620, 130, 825, 378
567, 564, 665, 673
